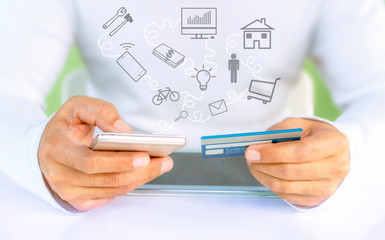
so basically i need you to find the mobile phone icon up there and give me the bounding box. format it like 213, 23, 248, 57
116, 51, 147, 82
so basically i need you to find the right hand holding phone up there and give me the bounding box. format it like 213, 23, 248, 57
38, 96, 174, 212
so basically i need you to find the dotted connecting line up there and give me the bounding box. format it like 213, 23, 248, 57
244, 56, 263, 79
180, 90, 205, 110
225, 33, 242, 55
227, 89, 249, 106
143, 75, 160, 91
188, 111, 212, 124
144, 18, 181, 47
153, 120, 176, 135
179, 58, 196, 76
204, 39, 218, 74
180, 91, 211, 123
97, 33, 121, 58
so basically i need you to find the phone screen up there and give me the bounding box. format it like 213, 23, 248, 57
116, 51, 147, 82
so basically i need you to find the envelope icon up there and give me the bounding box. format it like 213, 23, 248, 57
209, 99, 228, 116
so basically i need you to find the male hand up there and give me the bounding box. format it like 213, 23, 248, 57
38, 96, 173, 212
245, 117, 350, 207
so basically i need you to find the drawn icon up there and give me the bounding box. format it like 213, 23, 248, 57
120, 43, 135, 51
228, 53, 240, 83
103, 7, 127, 29
191, 65, 216, 91
153, 44, 185, 68
209, 99, 228, 116
152, 87, 180, 106
116, 51, 147, 82
109, 13, 134, 36
181, 8, 217, 39
247, 78, 281, 104
175, 111, 189, 122
241, 18, 275, 49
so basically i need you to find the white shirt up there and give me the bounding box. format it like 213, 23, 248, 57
0, 0, 385, 212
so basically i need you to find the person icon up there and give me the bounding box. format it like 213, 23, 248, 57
228, 53, 240, 83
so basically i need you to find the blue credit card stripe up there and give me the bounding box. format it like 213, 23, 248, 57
201, 128, 303, 140
201, 128, 303, 158
201, 131, 302, 145
205, 140, 272, 150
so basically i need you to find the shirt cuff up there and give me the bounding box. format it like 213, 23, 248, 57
24, 118, 80, 214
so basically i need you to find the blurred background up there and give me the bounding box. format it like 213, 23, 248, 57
45, 47, 342, 121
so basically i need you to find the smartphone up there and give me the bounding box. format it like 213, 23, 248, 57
89, 133, 187, 157
116, 51, 147, 82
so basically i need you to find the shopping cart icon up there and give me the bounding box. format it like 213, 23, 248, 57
247, 78, 281, 104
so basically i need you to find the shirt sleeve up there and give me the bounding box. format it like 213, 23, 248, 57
305, 0, 385, 209
0, 0, 74, 212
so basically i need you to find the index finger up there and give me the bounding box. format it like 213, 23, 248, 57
61, 96, 132, 133
245, 130, 343, 164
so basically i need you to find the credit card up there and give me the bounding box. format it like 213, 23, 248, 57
201, 128, 303, 158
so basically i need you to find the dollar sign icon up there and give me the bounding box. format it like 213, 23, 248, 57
166, 50, 174, 59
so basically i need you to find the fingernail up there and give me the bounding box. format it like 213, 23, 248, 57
161, 160, 173, 173
246, 150, 261, 163
133, 157, 149, 168
114, 119, 132, 133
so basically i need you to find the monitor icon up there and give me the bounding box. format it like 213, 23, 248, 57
181, 8, 217, 40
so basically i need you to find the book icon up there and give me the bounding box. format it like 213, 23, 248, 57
152, 44, 185, 68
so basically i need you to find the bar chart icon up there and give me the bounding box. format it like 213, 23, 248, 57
181, 8, 217, 39
187, 10, 212, 25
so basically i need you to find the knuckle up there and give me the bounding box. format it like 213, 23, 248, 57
117, 185, 135, 195
320, 185, 336, 198
336, 161, 350, 179
307, 198, 324, 207
60, 189, 80, 203
269, 180, 288, 193
40, 135, 61, 161
341, 136, 349, 150
146, 166, 157, 179
68, 95, 82, 102
263, 149, 278, 163
337, 132, 349, 149
71, 201, 92, 212
47, 170, 64, 186
296, 143, 312, 162
279, 165, 295, 179
38, 141, 51, 159
298, 198, 323, 208
99, 102, 119, 118
83, 153, 96, 174
109, 173, 124, 186
115, 153, 132, 172
66, 95, 85, 107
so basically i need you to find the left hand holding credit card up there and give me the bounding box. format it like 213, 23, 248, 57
245, 117, 350, 208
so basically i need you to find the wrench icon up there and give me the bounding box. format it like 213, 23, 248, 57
103, 7, 127, 29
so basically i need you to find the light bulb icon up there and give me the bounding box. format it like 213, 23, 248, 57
191, 65, 216, 91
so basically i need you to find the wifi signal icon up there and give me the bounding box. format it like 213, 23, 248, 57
120, 43, 135, 51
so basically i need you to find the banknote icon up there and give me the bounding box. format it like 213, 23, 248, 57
153, 43, 185, 68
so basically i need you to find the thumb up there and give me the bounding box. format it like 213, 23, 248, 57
63, 96, 132, 133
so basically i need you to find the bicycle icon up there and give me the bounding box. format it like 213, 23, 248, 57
152, 87, 180, 106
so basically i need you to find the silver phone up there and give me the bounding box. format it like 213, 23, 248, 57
89, 133, 187, 157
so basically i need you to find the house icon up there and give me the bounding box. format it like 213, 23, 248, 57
241, 18, 275, 49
